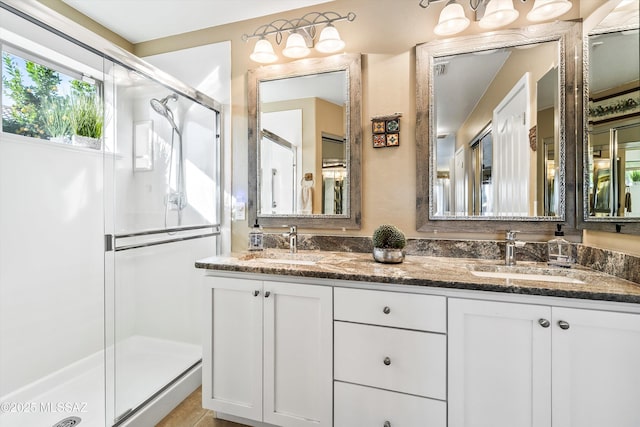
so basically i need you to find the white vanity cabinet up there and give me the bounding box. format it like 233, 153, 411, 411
333, 287, 447, 427
202, 276, 333, 427
448, 298, 640, 427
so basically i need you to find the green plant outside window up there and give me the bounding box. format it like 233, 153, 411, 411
2, 51, 102, 147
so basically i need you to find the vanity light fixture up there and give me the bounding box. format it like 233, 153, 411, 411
243, 11, 356, 64
419, 0, 573, 36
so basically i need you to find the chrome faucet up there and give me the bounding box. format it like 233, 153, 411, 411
505, 230, 525, 266
287, 226, 297, 254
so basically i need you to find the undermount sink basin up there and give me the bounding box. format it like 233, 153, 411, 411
466, 263, 586, 284
261, 258, 317, 266
239, 252, 323, 266
469, 270, 585, 284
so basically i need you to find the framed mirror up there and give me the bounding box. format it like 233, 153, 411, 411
416, 21, 580, 233
248, 53, 362, 229
580, 0, 640, 234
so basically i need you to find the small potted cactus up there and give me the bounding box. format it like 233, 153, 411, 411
372, 224, 407, 264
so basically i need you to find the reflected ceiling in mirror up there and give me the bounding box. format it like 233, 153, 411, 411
248, 53, 362, 229
416, 21, 580, 232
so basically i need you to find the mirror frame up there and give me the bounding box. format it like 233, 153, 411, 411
578, 20, 640, 235
248, 53, 362, 229
416, 21, 581, 234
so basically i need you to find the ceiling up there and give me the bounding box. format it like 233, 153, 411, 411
61, 0, 334, 44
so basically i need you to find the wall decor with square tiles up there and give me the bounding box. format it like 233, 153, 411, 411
371, 113, 402, 148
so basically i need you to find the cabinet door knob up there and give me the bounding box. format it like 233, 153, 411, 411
264, 291, 271, 298
383, 357, 391, 366
384, 422, 391, 427
253, 290, 260, 297
558, 320, 570, 330
383, 306, 391, 314
538, 318, 550, 328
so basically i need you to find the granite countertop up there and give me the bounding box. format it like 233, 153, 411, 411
195, 250, 640, 304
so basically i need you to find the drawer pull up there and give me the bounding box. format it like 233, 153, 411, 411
384, 422, 391, 427
383, 306, 391, 314
253, 290, 260, 297
558, 320, 570, 330
538, 318, 550, 328
264, 291, 271, 298
383, 357, 391, 366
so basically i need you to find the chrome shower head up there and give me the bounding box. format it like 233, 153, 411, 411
150, 93, 180, 133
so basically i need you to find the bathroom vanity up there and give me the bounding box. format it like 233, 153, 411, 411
198, 250, 640, 427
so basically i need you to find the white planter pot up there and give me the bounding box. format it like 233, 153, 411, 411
72, 135, 101, 150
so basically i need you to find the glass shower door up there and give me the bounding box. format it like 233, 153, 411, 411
105, 63, 220, 425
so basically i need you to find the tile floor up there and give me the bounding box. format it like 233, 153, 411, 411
156, 387, 247, 427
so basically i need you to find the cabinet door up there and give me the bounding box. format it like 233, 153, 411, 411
202, 277, 263, 422
448, 298, 552, 427
552, 307, 640, 427
262, 281, 333, 427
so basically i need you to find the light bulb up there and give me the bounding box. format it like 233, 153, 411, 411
249, 38, 277, 63
316, 24, 346, 53
479, 0, 519, 29
282, 32, 310, 58
526, 0, 572, 22
434, 0, 470, 36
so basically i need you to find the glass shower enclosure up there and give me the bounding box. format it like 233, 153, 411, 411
104, 63, 221, 425
0, 3, 222, 426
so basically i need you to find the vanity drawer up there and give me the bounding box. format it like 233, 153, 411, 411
335, 381, 446, 427
334, 321, 446, 399
334, 287, 446, 332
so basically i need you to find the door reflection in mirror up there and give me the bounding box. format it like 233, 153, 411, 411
260, 127, 297, 214
433, 41, 559, 218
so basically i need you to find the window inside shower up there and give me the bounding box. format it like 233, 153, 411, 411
2, 47, 102, 147
0, 5, 222, 427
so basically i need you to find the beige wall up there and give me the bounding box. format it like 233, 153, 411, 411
38, 0, 640, 255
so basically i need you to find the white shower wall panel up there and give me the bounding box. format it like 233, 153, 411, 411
0, 137, 104, 397
114, 237, 211, 345
114, 84, 217, 233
